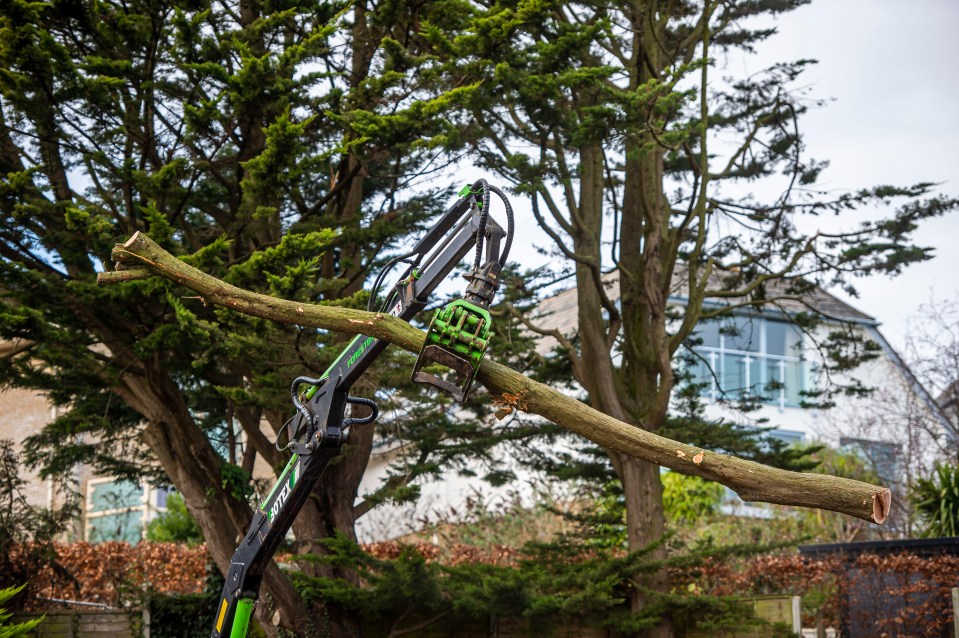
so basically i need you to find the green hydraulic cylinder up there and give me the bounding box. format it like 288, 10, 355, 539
230, 598, 255, 638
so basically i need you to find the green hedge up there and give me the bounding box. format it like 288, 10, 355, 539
149, 593, 218, 638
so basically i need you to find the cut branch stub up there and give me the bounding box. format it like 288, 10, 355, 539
98, 231, 892, 524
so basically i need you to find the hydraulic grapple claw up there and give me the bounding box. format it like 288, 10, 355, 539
412, 299, 493, 402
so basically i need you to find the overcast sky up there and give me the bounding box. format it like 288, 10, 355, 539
748, 0, 959, 352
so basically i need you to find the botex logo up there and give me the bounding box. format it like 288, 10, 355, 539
269, 482, 291, 522
346, 336, 375, 367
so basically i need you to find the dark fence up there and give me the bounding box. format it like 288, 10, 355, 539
800, 536, 959, 638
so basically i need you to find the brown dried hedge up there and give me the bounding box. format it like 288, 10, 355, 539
17, 541, 959, 636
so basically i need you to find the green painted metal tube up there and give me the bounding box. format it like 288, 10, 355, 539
230, 598, 255, 638
259, 453, 298, 511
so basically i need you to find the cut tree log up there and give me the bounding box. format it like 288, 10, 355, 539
98, 231, 892, 525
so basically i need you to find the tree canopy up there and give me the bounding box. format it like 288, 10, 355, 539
428, 0, 957, 630
1, 0, 954, 636
0, 0, 480, 632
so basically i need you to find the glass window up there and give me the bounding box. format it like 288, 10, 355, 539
90, 480, 141, 512
758, 320, 804, 357
840, 437, 901, 485
86, 479, 146, 544
155, 486, 174, 509
721, 353, 747, 394
748, 357, 763, 397
694, 321, 721, 348
766, 320, 788, 356
688, 357, 713, 389
723, 317, 759, 352
686, 317, 804, 405
784, 360, 803, 405
764, 359, 783, 394
88, 511, 143, 544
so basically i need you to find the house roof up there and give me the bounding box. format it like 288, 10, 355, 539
939, 380, 959, 410
532, 269, 875, 354
530, 270, 957, 433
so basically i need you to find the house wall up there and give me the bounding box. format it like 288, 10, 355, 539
696, 323, 896, 442
354, 298, 949, 541
0, 382, 167, 542
0, 386, 57, 508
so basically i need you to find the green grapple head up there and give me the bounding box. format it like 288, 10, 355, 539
412, 299, 493, 402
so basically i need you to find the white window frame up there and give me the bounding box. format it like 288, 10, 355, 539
692, 317, 806, 409
85, 477, 149, 543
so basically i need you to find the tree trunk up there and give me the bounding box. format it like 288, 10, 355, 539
113, 364, 310, 637
620, 455, 670, 637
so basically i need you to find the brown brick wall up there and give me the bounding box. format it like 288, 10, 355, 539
0, 385, 98, 541
0, 386, 56, 508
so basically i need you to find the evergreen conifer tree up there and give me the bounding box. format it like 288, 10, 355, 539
0, 0, 484, 633
425, 1, 959, 633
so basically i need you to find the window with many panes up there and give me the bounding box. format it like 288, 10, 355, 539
687, 316, 805, 407
85, 480, 173, 543
86, 479, 144, 543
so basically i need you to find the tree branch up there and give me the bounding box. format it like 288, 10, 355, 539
98, 232, 893, 524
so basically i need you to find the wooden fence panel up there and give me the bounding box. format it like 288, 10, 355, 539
12, 610, 136, 638
15, 597, 796, 638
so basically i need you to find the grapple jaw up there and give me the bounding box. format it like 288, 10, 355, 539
412, 299, 492, 403
412, 345, 477, 403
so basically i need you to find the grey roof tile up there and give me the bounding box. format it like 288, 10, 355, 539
531, 269, 874, 354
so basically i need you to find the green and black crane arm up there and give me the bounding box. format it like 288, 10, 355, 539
211, 180, 514, 638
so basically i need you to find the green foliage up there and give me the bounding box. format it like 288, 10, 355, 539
912, 462, 959, 538
297, 534, 572, 631
0, 0, 510, 630
219, 465, 254, 502
575, 482, 627, 549
662, 472, 725, 526
147, 593, 219, 638
293, 534, 797, 637
447, 6, 956, 617
152, 580, 271, 637
146, 493, 204, 545
0, 0, 485, 555
2, 0, 951, 632
0, 585, 42, 638
0, 440, 78, 599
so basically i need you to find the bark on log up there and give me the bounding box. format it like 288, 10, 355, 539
99, 231, 892, 525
